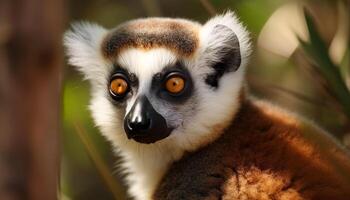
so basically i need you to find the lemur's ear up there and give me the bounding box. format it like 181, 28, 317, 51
199, 11, 251, 88
64, 22, 109, 85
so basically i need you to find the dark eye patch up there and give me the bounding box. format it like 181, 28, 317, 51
151, 61, 193, 103
110, 65, 139, 86
108, 65, 139, 104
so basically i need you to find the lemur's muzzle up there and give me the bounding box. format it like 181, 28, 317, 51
124, 95, 173, 144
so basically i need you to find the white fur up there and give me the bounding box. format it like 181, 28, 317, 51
199, 11, 251, 72
117, 48, 178, 112
64, 22, 112, 89
64, 11, 251, 200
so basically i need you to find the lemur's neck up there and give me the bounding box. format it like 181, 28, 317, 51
120, 142, 184, 200
122, 89, 246, 200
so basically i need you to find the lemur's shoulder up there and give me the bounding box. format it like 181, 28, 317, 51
153, 99, 350, 200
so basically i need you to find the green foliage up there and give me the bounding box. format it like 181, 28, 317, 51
235, 0, 280, 33
299, 8, 350, 118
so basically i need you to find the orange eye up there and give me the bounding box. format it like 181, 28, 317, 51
165, 76, 185, 94
110, 78, 128, 96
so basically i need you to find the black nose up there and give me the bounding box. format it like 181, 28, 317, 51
126, 100, 151, 132
124, 95, 173, 144
127, 116, 151, 131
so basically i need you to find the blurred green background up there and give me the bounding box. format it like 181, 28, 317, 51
62, 0, 350, 199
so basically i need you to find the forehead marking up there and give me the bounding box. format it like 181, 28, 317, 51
102, 19, 199, 58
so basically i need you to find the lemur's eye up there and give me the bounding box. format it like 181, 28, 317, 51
165, 73, 185, 95
109, 74, 129, 99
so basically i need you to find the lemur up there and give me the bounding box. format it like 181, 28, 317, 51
64, 11, 350, 200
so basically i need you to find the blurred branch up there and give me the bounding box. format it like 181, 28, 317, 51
298, 8, 350, 119
0, 0, 63, 199
248, 76, 342, 112
292, 50, 342, 108
199, 0, 216, 16
269, 85, 328, 107
73, 122, 125, 200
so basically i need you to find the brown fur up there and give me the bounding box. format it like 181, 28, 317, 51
102, 18, 199, 58
153, 99, 350, 200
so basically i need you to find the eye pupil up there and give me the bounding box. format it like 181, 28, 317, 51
165, 76, 185, 94
110, 78, 128, 96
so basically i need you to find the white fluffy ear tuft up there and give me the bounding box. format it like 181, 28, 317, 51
201, 11, 251, 61
63, 22, 110, 84
199, 11, 252, 76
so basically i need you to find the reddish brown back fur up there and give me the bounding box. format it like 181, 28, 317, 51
153, 99, 350, 200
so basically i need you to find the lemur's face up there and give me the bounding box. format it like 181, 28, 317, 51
64, 13, 250, 151
108, 49, 195, 144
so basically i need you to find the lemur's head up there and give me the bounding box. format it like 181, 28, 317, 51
64, 12, 250, 154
